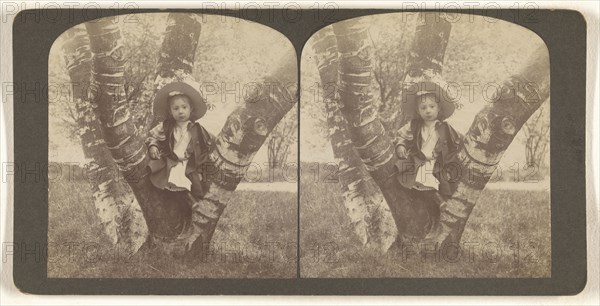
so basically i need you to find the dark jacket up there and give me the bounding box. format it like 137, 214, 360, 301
395, 119, 462, 197
146, 119, 215, 197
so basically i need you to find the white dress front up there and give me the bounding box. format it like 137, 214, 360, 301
415, 123, 440, 190
167, 122, 192, 191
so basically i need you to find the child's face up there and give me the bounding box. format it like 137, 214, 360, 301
169, 96, 192, 123
417, 94, 440, 121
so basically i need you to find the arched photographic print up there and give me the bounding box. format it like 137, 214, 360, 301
300, 12, 550, 278
48, 13, 298, 278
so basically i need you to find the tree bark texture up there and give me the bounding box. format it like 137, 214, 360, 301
332, 16, 548, 246
312, 26, 396, 252
62, 25, 147, 254
432, 45, 550, 245
143, 13, 204, 134
191, 54, 297, 254
332, 19, 434, 240
157, 14, 201, 80
141, 13, 211, 253
85, 18, 200, 255
85, 16, 297, 257
392, 12, 452, 136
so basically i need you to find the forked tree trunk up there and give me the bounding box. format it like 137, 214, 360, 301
63, 13, 202, 255
85, 16, 297, 257
62, 25, 147, 253
332, 19, 433, 240
432, 45, 550, 246
312, 26, 396, 252
332, 18, 549, 247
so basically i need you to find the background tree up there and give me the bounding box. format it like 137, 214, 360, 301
267, 104, 298, 168
522, 103, 550, 177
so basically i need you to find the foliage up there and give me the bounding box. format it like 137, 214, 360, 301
267, 103, 298, 166
369, 15, 416, 127
522, 102, 550, 176
48, 41, 78, 146
121, 14, 166, 134
49, 15, 166, 143
50, 14, 296, 164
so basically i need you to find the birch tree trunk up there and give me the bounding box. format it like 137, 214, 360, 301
312, 26, 396, 252
179, 54, 298, 256
139, 13, 203, 136
332, 19, 434, 240
391, 12, 452, 135
139, 13, 208, 253
430, 45, 550, 246
390, 12, 454, 242
332, 17, 549, 248
62, 25, 147, 254
85, 16, 297, 258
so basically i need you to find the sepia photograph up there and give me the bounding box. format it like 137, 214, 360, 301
3, 2, 592, 298
47, 12, 298, 278
300, 12, 550, 278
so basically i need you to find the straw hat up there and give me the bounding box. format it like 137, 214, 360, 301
403, 80, 455, 121
152, 81, 207, 122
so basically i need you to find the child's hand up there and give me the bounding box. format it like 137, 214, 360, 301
396, 145, 408, 159
149, 146, 160, 160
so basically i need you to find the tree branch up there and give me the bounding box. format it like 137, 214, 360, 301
431, 45, 550, 245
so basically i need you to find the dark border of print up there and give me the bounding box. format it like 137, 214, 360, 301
12, 8, 585, 295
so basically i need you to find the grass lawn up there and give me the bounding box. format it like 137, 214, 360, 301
48, 164, 551, 279
48, 177, 297, 278
299, 170, 551, 278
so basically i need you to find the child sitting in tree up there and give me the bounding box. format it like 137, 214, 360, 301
395, 81, 462, 207
146, 81, 214, 199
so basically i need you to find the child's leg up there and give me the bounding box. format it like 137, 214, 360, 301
407, 188, 441, 236
422, 190, 442, 224
432, 191, 448, 209
189, 172, 206, 199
